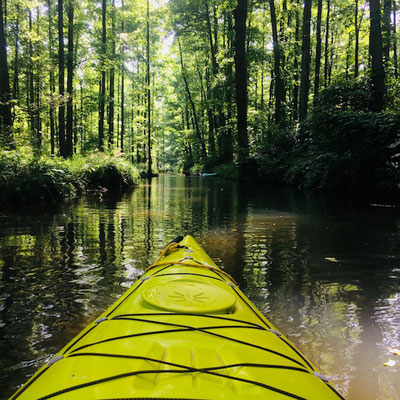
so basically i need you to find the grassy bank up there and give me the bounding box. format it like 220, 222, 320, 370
0, 150, 139, 206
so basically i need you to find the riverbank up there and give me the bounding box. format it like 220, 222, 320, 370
0, 150, 139, 206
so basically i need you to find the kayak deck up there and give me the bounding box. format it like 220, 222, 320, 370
11, 236, 344, 400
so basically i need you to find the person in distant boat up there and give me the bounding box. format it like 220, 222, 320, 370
196, 170, 200, 176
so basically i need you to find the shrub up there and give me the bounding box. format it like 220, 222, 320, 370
254, 124, 296, 183
0, 151, 139, 206
288, 110, 400, 193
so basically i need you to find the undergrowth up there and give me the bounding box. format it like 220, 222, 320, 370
0, 150, 139, 206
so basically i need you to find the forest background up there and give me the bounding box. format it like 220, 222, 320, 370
0, 0, 399, 204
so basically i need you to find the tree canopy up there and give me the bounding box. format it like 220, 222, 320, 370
0, 0, 398, 192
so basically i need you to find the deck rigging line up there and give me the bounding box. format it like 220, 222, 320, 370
12, 240, 345, 400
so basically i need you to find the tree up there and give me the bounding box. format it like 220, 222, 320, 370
120, 0, 125, 152
313, 0, 322, 101
369, 0, 385, 111
58, 0, 66, 157
98, 0, 106, 151
299, 0, 312, 121
234, 0, 249, 171
178, 35, 207, 159
146, 0, 152, 176
108, 0, 115, 149
66, 0, 74, 157
355, 0, 360, 79
0, 0, 12, 140
269, 0, 286, 123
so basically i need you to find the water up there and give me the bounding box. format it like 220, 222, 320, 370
1, 174, 399, 399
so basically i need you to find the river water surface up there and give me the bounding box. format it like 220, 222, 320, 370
1, 175, 399, 399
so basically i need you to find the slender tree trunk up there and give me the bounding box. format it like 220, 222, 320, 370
269, 0, 286, 124
66, 0, 74, 157
12, 1, 19, 102
35, 8, 41, 148
299, 0, 312, 121
382, 0, 391, 71
324, 0, 331, 86
108, 0, 115, 149
261, 31, 265, 109
205, 67, 216, 157
328, 27, 335, 85
28, 10, 35, 136
355, 0, 359, 78
178, 35, 207, 159
121, 0, 125, 153
204, 0, 217, 75
146, 0, 152, 176
0, 0, 12, 140
233, 0, 249, 171
80, 80, 83, 151
98, 0, 106, 151
314, 0, 323, 102
393, 1, 398, 79
369, 0, 385, 111
293, 0, 300, 120
58, 0, 65, 156
225, 11, 234, 162
48, 0, 55, 155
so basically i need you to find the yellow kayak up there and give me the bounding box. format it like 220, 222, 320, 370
11, 235, 344, 400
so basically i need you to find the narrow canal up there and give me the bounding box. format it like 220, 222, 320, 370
1, 174, 399, 399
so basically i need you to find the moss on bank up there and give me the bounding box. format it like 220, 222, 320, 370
0, 150, 139, 206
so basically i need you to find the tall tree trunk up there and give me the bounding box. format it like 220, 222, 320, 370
355, 0, 359, 78
0, 0, 12, 140
205, 67, 216, 157
233, 0, 249, 171
35, 8, 41, 148
29, 10, 35, 136
260, 29, 265, 109
98, 0, 106, 151
120, 0, 125, 152
369, 0, 385, 111
293, 0, 300, 120
108, 0, 115, 149
393, 1, 398, 79
225, 11, 234, 162
382, 0, 391, 71
12, 1, 19, 102
48, 0, 55, 155
58, 0, 65, 157
146, 0, 152, 176
66, 0, 74, 157
204, 0, 217, 76
299, 0, 312, 121
269, 0, 286, 124
178, 35, 207, 159
314, 0, 323, 102
324, 0, 331, 86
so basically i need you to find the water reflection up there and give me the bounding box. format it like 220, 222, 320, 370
0, 175, 399, 399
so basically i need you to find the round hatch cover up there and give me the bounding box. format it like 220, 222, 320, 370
142, 281, 236, 313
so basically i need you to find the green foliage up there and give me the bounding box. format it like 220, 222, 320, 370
213, 163, 238, 179
314, 81, 371, 112
287, 85, 400, 193
0, 151, 138, 206
254, 125, 296, 183
69, 153, 139, 191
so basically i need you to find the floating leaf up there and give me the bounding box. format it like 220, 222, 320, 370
325, 257, 339, 263
382, 360, 396, 367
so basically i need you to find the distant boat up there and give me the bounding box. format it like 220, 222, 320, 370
199, 172, 217, 177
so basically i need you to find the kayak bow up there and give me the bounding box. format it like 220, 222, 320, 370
11, 235, 344, 400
